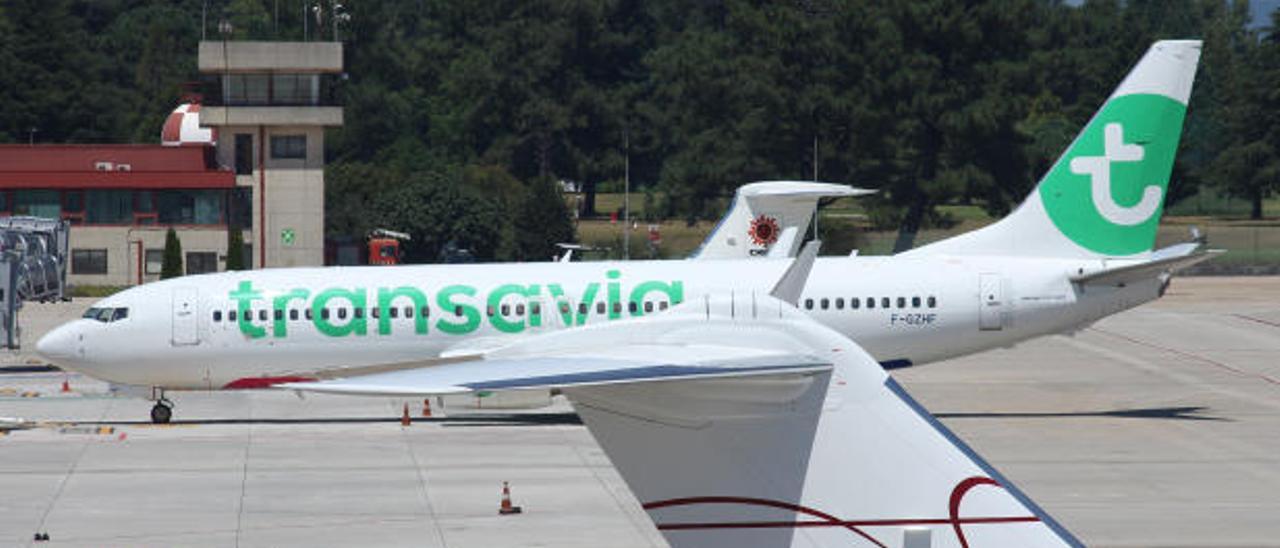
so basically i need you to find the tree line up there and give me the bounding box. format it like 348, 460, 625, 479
1, 0, 1277, 260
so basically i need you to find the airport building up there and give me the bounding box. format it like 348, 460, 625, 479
0, 41, 343, 287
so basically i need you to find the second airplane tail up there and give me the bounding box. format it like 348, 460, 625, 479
906, 40, 1202, 259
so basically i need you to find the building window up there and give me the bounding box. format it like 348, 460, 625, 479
14, 190, 60, 219
144, 249, 164, 275
235, 134, 254, 175
157, 190, 224, 225
271, 73, 318, 105
186, 252, 218, 274
86, 190, 132, 224
270, 135, 307, 160
226, 74, 270, 105
71, 249, 107, 275
229, 187, 253, 230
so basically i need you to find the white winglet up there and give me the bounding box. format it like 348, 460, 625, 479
769, 240, 820, 306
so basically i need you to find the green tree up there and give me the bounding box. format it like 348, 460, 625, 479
516, 178, 577, 261
226, 229, 246, 271
161, 228, 183, 279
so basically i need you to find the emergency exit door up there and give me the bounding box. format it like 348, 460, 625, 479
978, 273, 1004, 331
171, 287, 199, 346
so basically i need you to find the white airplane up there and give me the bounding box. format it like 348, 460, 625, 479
284, 243, 1083, 547
37, 40, 1213, 424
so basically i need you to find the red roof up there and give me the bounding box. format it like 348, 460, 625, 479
0, 144, 234, 189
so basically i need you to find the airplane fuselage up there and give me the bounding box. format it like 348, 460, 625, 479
42, 254, 1162, 389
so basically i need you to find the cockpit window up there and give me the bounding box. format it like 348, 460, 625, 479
82, 306, 129, 323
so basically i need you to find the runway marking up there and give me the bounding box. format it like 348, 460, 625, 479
1090, 327, 1280, 386
1230, 313, 1280, 330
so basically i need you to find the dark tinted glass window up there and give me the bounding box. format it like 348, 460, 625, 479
71, 249, 107, 274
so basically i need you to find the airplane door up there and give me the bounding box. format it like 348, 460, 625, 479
172, 287, 199, 346
978, 273, 1004, 331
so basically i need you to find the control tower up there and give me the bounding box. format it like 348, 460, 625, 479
198, 41, 344, 268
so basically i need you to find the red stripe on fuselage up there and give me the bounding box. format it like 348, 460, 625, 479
223, 376, 316, 389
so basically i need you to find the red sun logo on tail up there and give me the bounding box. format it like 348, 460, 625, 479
749, 215, 780, 246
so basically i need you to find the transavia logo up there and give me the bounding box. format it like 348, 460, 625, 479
1069, 123, 1163, 226
1039, 93, 1187, 255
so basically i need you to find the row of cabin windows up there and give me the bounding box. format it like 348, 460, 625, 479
803, 295, 937, 311
209, 299, 680, 323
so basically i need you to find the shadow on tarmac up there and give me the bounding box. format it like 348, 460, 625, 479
935, 406, 1226, 421
77, 412, 584, 427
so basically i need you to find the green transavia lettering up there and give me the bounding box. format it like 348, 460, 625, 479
228, 270, 684, 340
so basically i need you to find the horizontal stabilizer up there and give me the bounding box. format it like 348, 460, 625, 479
1071, 247, 1222, 286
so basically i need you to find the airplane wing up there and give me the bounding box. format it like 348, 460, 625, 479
285, 245, 1080, 547
1071, 246, 1222, 287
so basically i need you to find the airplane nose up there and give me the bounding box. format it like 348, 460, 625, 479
36, 324, 80, 363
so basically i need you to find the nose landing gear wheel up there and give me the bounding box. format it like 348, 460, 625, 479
150, 401, 173, 424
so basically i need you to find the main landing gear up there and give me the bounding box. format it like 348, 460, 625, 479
150, 394, 174, 424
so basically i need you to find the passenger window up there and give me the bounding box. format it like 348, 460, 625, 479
628, 301, 637, 313
644, 301, 653, 313
804, 298, 814, 310
820, 298, 829, 310
835, 298, 844, 310
596, 302, 605, 315
371, 308, 379, 319
912, 296, 921, 308
501, 304, 510, 316
867, 298, 875, 310
230, 310, 238, 321
659, 301, 669, 311
897, 297, 906, 308
321, 308, 330, 320
354, 308, 364, 319
274, 309, 284, 321
422, 305, 431, 318
389, 307, 398, 318
516, 304, 525, 316
337, 308, 347, 320
528, 303, 538, 315
559, 302, 570, 314
290, 309, 299, 321
612, 303, 621, 314
578, 303, 588, 315
405, 307, 414, 318
851, 298, 860, 309
305, 308, 313, 320
258, 310, 267, 321
881, 297, 890, 309
486, 306, 494, 317
454, 306, 463, 316
213, 310, 222, 322
927, 296, 937, 308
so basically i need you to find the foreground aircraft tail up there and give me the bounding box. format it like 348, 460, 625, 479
692, 181, 872, 260
906, 40, 1201, 259
285, 251, 1080, 547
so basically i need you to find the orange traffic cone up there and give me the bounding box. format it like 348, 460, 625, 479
60, 378, 70, 393
499, 481, 523, 515
400, 403, 412, 426
422, 398, 432, 418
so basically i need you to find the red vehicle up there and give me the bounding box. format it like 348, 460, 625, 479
367, 229, 410, 265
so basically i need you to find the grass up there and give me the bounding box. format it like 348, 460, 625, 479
68, 285, 126, 298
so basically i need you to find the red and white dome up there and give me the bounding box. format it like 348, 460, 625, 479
161, 103, 216, 146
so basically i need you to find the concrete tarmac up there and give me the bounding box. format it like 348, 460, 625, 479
1, 276, 1278, 547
